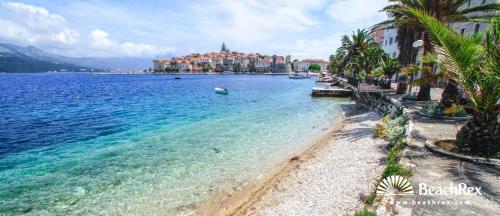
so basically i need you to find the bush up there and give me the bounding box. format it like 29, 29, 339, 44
374, 115, 412, 178
355, 210, 376, 216
374, 116, 407, 144
383, 163, 412, 178
443, 104, 467, 117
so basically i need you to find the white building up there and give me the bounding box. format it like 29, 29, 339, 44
177, 63, 192, 72
387, 0, 499, 81
381, 28, 399, 59
450, 0, 500, 37
295, 59, 329, 72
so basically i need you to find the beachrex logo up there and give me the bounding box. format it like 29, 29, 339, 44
419, 183, 482, 196
377, 175, 414, 195
376, 175, 482, 196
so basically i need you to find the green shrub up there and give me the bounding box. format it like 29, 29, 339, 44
365, 192, 376, 205
383, 163, 412, 178
355, 210, 376, 216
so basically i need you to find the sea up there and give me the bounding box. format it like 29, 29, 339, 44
0, 73, 351, 215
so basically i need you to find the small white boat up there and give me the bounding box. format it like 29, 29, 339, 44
214, 87, 228, 94
289, 74, 307, 79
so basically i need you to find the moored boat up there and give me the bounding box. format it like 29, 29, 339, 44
288, 74, 307, 79
214, 87, 229, 94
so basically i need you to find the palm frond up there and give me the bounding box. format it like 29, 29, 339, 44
459, 3, 500, 15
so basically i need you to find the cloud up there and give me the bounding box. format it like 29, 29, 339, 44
0, 0, 388, 59
90, 29, 115, 48
0, 1, 78, 45
89, 29, 175, 57
0, 2, 174, 57
0, 18, 38, 43
327, 0, 387, 26
192, 0, 325, 44
53, 29, 79, 45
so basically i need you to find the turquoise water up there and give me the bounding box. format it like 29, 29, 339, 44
0, 73, 351, 215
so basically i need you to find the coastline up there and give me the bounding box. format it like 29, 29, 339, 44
192, 110, 386, 216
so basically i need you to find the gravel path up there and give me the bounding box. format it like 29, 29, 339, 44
244, 112, 386, 216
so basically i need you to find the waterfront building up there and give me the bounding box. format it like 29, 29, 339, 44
381, 28, 399, 59
295, 59, 329, 72
384, 0, 499, 81
152, 43, 289, 73
450, 0, 500, 37
153, 59, 170, 71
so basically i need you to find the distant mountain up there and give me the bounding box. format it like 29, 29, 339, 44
0, 43, 162, 72
0, 43, 90, 72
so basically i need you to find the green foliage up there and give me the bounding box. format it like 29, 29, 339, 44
375, 0, 500, 101
356, 46, 387, 75
365, 192, 376, 205
355, 210, 376, 216
407, 9, 499, 113
383, 163, 412, 178
308, 63, 321, 71
337, 29, 376, 74
374, 115, 412, 179
378, 57, 401, 78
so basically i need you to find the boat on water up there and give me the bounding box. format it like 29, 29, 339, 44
174, 77, 181, 79
214, 87, 229, 94
288, 73, 308, 79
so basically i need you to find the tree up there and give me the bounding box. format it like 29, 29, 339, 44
337, 29, 375, 76
409, 9, 499, 157
355, 46, 387, 76
376, 58, 401, 89
328, 50, 345, 75
308, 63, 321, 71
377, 0, 500, 101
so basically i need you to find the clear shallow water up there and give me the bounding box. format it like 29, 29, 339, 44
0, 73, 351, 215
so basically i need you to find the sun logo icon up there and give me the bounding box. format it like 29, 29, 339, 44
376, 175, 414, 195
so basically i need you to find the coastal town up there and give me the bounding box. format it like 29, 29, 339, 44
0, 0, 499, 216
152, 43, 329, 74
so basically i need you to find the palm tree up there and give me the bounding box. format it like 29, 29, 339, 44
356, 46, 387, 75
337, 29, 375, 76
376, 0, 500, 101
408, 8, 499, 157
376, 57, 401, 89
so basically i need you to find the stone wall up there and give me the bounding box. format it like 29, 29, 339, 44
353, 91, 403, 118
333, 77, 404, 118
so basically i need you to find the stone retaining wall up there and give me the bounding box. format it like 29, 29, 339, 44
334, 77, 404, 118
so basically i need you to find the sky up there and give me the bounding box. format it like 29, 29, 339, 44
0, 0, 389, 60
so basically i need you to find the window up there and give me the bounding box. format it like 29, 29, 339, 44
482, 0, 487, 4
389, 37, 393, 45
460, 28, 465, 36
474, 24, 480, 34
385, 40, 387, 46
467, 0, 471, 7
392, 52, 396, 58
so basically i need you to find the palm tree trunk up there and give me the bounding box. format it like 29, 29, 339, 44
439, 79, 462, 108
417, 31, 433, 101
456, 110, 500, 157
